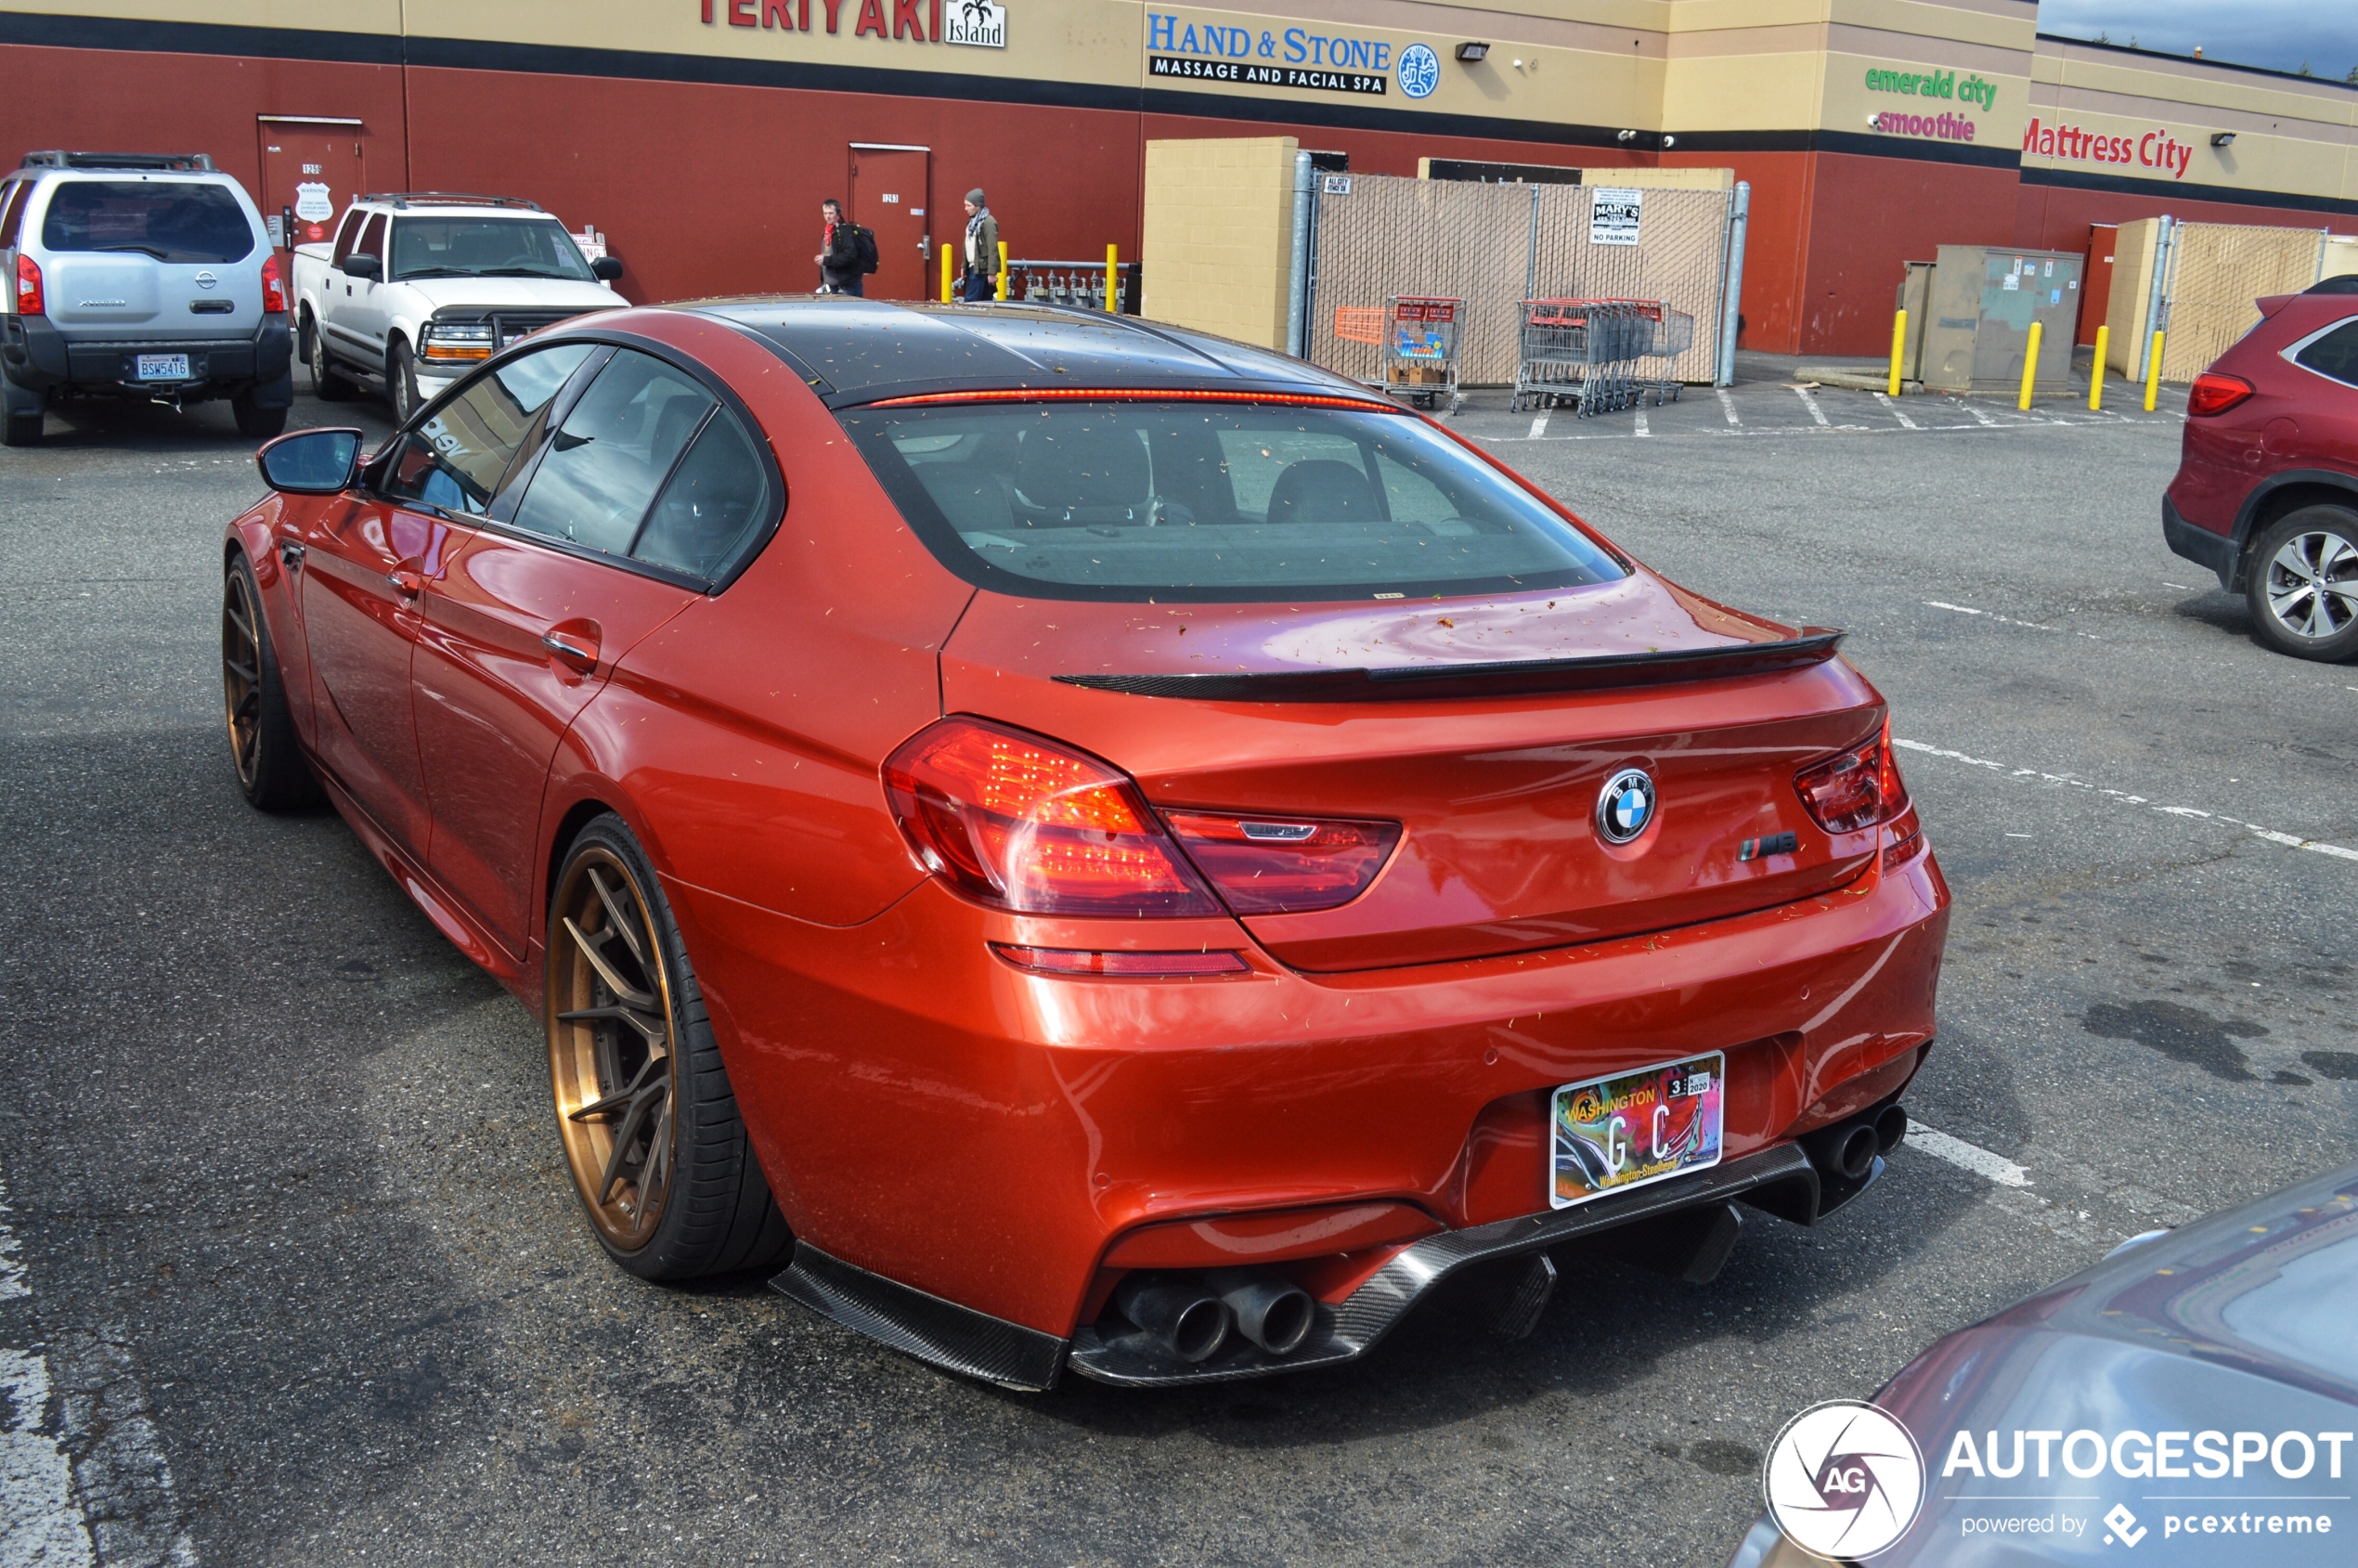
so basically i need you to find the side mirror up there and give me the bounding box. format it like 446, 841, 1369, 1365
590, 255, 623, 282
343, 253, 382, 281
257, 427, 363, 493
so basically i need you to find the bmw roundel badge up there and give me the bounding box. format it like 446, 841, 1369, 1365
1595, 767, 1656, 845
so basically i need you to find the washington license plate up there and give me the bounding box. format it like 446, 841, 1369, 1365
1550, 1052, 1724, 1209
136, 354, 190, 382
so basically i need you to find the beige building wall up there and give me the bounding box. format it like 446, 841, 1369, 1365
1141, 137, 1300, 350
2105, 217, 2161, 378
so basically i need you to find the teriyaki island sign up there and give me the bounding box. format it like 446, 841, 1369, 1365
942, 0, 1003, 47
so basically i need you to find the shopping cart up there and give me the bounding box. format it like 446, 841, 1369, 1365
1514, 299, 1652, 415
1634, 305, 1694, 405
1380, 295, 1462, 411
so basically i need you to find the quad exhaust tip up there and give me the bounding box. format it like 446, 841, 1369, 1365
1114, 1276, 1233, 1364
1208, 1270, 1315, 1355
1804, 1101, 1906, 1184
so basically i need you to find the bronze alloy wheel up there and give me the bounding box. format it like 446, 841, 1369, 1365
549, 846, 681, 1254
222, 568, 266, 795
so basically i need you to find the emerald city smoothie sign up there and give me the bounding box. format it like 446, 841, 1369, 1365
1861, 62, 1997, 147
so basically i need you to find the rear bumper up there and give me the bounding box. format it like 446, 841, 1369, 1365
676, 828, 1950, 1372
0, 314, 291, 398
2163, 492, 2238, 590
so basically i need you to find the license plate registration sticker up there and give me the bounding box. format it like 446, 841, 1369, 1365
136, 354, 190, 382
1550, 1052, 1724, 1209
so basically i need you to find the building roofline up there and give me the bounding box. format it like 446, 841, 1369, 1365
2036, 32, 2358, 93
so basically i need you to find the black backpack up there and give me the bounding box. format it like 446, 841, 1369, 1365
852, 225, 879, 275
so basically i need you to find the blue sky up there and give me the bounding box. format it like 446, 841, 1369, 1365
2040, 0, 2358, 80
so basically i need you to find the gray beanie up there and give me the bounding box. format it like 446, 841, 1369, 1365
965, 188, 987, 207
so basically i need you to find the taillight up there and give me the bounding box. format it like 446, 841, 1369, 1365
14, 253, 41, 317
1160, 810, 1400, 914
883, 717, 1221, 916
2185, 372, 2252, 417
259, 253, 289, 314
1794, 718, 1910, 834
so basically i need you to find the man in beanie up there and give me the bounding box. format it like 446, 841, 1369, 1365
959, 189, 1000, 302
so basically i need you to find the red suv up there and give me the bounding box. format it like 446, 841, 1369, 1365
2164, 278, 2358, 661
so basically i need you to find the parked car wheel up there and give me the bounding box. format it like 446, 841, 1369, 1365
307, 317, 354, 401
389, 340, 421, 423
546, 816, 791, 1282
231, 392, 287, 441
2246, 505, 2358, 661
221, 556, 320, 811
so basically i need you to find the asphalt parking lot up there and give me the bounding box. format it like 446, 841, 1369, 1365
1, 360, 2352, 1568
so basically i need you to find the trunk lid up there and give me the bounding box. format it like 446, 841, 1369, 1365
939, 574, 1887, 972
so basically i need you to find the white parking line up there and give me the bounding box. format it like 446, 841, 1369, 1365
1794, 385, 1830, 426
1872, 392, 1919, 430
1527, 412, 1549, 438
1957, 399, 2002, 428
1906, 1122, 2032, 1187
1922, 599, 2103, 641
0, 1350, 94, 1567
1894, 737, 2358, 865
1634, 410, 1651, 436
1716, 387, 1741, 426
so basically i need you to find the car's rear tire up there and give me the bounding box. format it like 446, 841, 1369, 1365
547, 815, 792, 1282
307, 318, 354, 401
389, 340, 421, 423
2246, 505, 2358, 662
231, 392, 287, 441
222, 555, 321, 811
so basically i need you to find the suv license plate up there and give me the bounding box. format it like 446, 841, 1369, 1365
136, 354, 191, 382
1550, 1052, 1723, 1209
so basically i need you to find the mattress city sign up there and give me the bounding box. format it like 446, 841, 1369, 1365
2022, 118, 2197, 179
696, 0, 1003, 45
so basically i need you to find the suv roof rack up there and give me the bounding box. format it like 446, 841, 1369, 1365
360, 192, 545, 213
19, 150, 216, 172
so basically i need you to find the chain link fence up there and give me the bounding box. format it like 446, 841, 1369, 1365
1306, 177, 1732, 389
2160, 222, 2329, 382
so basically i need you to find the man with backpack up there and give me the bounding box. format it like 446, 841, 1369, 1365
816, 199, 876, 295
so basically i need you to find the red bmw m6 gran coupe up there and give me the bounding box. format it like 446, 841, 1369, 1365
222, 300, 1948, 1389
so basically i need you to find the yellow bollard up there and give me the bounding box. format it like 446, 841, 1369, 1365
2017, 320, 2041, 410
2144, 330, 2163, 411
2090, 324, 2107, 410
1106, 243, 1119, 313
1887, 308, 1906, 397
995, 240, 1008, 302
941, 238, 953, 304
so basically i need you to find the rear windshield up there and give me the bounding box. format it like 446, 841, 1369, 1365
392, 217, 592, 281
39, 179, 254, 263
836, 399, 1626, 602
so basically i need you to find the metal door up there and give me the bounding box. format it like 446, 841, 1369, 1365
256, 116, 365, 251
849, 145, 929, 301
2079, 225, 2116, 346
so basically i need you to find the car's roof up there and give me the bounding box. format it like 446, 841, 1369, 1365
678, 298, 1371, 408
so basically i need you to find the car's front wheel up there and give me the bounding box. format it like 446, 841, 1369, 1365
547, 816, 791, 1281
2247, 505, 2358, 661
389, 340, 421, 423
222, 555, 319, 810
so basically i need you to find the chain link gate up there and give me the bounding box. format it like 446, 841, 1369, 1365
1305, 176, 1734, 392
2157, 222, 2330, 383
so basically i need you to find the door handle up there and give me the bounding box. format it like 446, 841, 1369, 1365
386, 569, 423, 598
540, 630, 600, 674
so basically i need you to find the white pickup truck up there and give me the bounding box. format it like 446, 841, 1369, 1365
292, 192, 625, 420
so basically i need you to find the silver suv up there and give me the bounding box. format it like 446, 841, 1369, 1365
0, 151, 293, 446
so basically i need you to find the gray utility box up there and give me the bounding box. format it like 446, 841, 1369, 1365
1917, 245, 2082, 395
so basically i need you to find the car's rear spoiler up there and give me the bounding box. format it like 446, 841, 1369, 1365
1055, 629, 1845, 702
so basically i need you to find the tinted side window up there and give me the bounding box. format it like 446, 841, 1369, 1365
330, 206, 364, 266
634, 410, 772, 579
0, 182, 26, 249
382, 343, 595, 514
356, 212, 387, 262
40, 179, 255, 263
2294, 319, 2358, 389
510, 350, 714, 557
